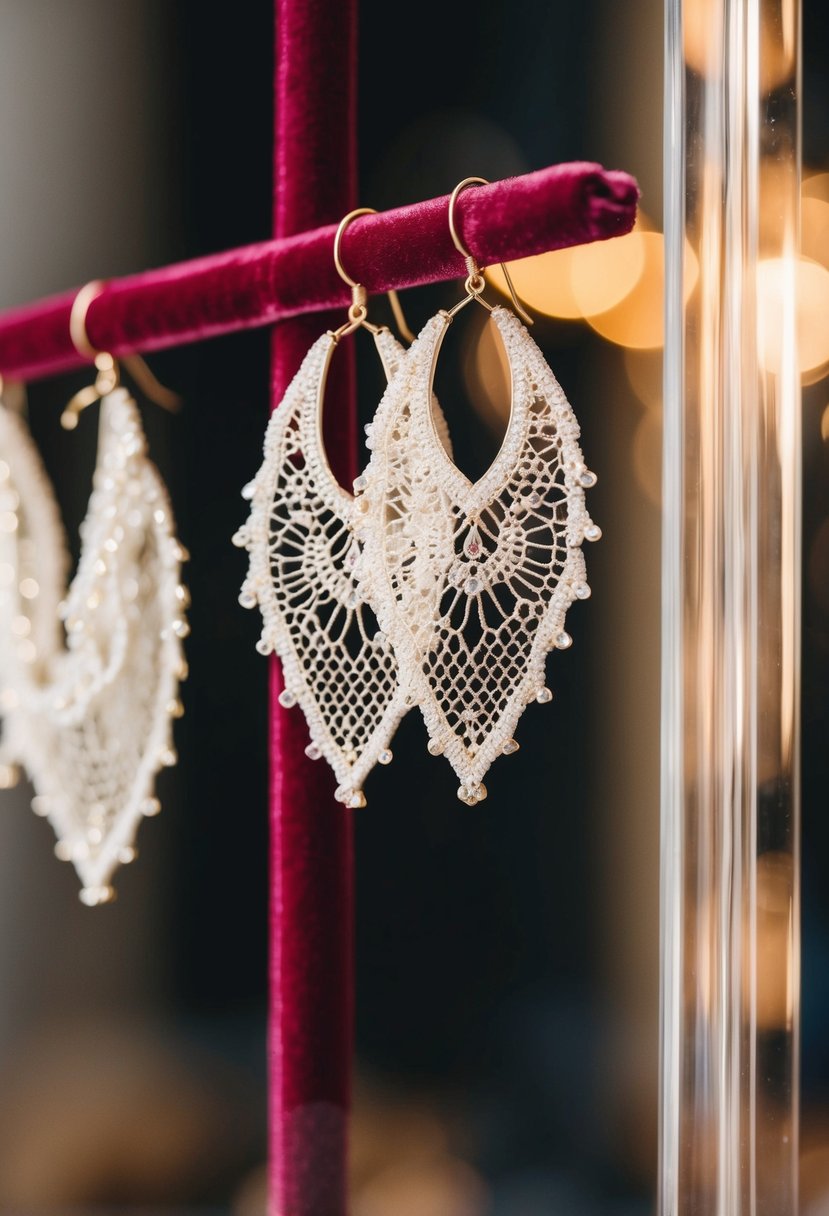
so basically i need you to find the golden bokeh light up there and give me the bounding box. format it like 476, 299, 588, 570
487, 216, 651, 323
585, 234, 698, 350
684, 0, 795, 92
568, 227, 646, 318
802, 196, 829, 267
803, 172, 829, 202
486, 247, 584, 319
756, 256, 829, 375
759, 160, 799, 254
463, 311, 511, 432
754, 851, 795, 1031
801, 361, 829, 389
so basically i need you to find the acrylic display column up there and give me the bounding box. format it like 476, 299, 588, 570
660, 1, 801, 1214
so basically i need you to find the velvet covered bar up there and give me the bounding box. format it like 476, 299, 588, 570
0, 162, 638, 383
268, 0, 358, 1212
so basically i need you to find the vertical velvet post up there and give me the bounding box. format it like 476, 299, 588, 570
270, 1, 357, 1213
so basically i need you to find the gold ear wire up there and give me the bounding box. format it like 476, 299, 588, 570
62, 280, 181, 430
447, 177, 533, 325
0, 374, 29, 417
332, 208, 415, 343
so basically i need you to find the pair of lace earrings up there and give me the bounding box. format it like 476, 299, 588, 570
0, 282, 189, 905
237, 178, 600, 808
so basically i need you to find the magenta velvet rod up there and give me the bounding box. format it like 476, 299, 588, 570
0, 162, 637, 383
268, 0, 357, 1213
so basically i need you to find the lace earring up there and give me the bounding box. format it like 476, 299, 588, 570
10, 282, 189, 905
0, 377, 70, 789
236, 208, 451, 809
357, 178, 601, 806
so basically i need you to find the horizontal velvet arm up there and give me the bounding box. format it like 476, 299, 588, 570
0, 161, 637, 382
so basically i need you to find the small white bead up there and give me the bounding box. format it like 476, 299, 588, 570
80, 885, 116, 907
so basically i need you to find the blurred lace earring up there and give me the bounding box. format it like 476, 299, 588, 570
17, 281, 189, 905
357, 177, 601, 805
236, 208, 451, 808
0, 375, 69, 788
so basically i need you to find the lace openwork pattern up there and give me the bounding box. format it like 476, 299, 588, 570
239, 330, 411, 806
358, 306, 600, 803
239, 326, 455, 806
0, 389, 188, 903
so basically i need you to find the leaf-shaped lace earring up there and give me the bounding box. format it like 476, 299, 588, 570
236, 208, 452, 809
356, 178, 602, 806
0, 377, 70, 789
6, 282, 190, 905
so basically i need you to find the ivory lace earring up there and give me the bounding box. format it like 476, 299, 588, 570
236, 208, 451, 808
357, 178, 601, 805
0, 377, 69, 788
13, 282, 189, 905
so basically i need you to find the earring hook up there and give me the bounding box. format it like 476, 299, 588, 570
447, 177, 533, 325
332, 208, 415, 343
62, 280, 181, 430
0, 373, 29, 416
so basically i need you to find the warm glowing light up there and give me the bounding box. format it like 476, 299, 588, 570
803, 171, 829, 202
760, 160, 799, 254
586, 234, 698, 350
486, 247, 584, 319
802, 362, 829, 389
754, 851, 794, 1031
684, 0, 795, 91
568, 227, 646, 317
802, 196, 829, 268
756, 256, 829, 375
821, 404, 829, 442
463, 314, 511, 430
489, 219, 649, 323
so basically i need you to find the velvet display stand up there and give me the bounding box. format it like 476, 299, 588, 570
0, 165, 637, 382
269, 1, 357, 1213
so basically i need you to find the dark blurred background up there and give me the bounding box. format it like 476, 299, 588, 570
0, 1, 826, 1213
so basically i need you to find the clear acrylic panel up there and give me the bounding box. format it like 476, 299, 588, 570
661, 0, 801, 1213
